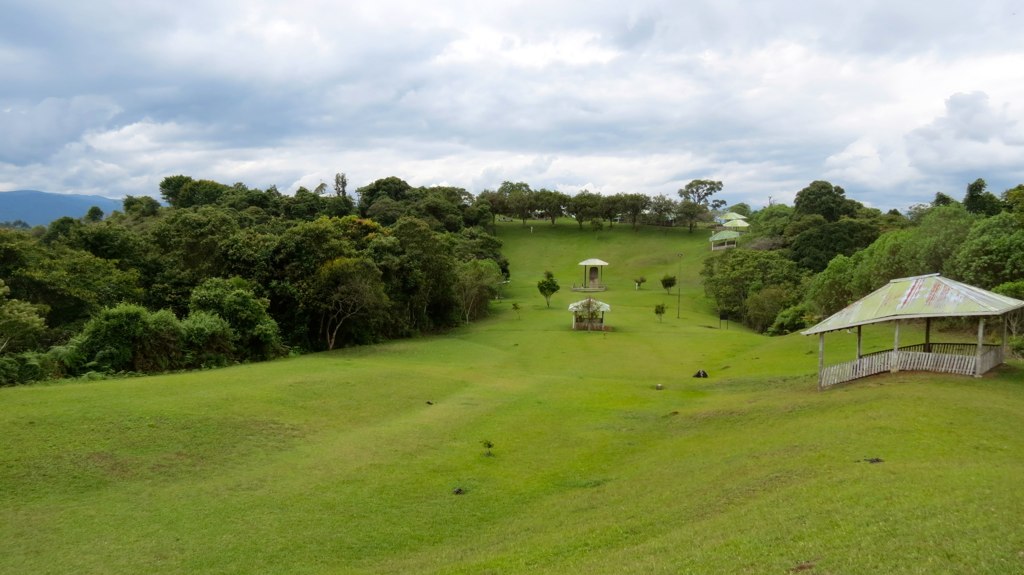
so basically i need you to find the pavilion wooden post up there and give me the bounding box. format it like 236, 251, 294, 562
924, 318, 932, 352
856, 326, 862, 359
975, 318, 986, 377
891, 320, 901, 373
818, 333, 825, 391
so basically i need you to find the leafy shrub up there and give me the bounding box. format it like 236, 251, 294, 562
64, 303, 184, 375
181, 311, 234, 369
768, 303, 813, 335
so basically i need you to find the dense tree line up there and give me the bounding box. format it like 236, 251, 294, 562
700, 178, 1024, 346
0, 175, 508, 385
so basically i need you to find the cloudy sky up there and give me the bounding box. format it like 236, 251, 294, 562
2, 0, 1023, 211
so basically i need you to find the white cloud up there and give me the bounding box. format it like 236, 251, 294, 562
906, 92, 1024, 177
2, 0, 1024, 211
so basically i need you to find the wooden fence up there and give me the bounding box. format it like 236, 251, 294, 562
819, 343, 1005, 389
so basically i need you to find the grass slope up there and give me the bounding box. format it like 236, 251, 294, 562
2, 220, 1022, 574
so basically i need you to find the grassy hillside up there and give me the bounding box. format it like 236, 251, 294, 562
2, 220, 1022, 574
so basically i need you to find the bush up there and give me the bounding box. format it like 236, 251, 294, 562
1010, 336, 1024, 359
65, 303, 185, 375
0, 351, 63, 386
768, 303, 814, 335
181, 311, 234, 369
743, 285, 793, 333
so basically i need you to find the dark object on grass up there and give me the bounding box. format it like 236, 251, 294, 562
863, 457, 884, 464
655, 383, 663, 390
452, 487, 465, 495
693, 369, 708, 378
426, 401, 433, 405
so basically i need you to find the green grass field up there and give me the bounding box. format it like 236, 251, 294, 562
2, 220, 1023, 574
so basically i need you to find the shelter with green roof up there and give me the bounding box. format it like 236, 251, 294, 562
802, 274, 1024, 389
709, 230, 740, 251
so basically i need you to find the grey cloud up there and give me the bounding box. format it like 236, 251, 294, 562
0, 96, 122, 164
906, 92, 1024, 174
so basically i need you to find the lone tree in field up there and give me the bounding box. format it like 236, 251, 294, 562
537, 271, 560, 308
634, 276, 647, 290
654, 303, 666, 322
661, 274, 677, 294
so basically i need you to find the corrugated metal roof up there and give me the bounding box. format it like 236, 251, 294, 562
722, 212, 747, 221
578, 258, 609, 266
709, 230, 741, 242
722, 219, 749, 228
802, 274, 1024, 335
568, 298, 610, 312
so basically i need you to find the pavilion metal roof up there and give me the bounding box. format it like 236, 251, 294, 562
721, 212, 748, 221
802, 274, 1024, 335
709, 230, 741, 242
578, 258, 609, 266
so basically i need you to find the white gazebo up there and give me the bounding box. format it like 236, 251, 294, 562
802, 274, 1024, 390
573, 258, 609, 291
569, 298, 610, 331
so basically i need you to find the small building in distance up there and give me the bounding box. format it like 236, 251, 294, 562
573, 258, 609, 291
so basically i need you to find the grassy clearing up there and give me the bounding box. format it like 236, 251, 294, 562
2, 220, 1023, 574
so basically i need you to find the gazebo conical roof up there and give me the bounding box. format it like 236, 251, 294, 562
803, 274, 1024, 335
722, 219, 749, 228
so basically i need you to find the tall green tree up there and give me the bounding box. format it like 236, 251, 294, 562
678, 179, 724, 207
454, 259, 503, 324
189, 277, 285, 361
0, 280, 46, 355
357, 176, 413, 216
620, 193, 651, 229
962, 178, 1003, 216
566, 190, 600, 229
793, 180, 858, 222
309, 257, 389, 349
533, 189, 568, 224
789, 219, 880, 272
948, 212, 1024, 288
646, 194, 677, 226
701, 249, 804, 323
501, 182, 534, 225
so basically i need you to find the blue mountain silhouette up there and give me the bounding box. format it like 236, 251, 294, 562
0, 190, 126, 227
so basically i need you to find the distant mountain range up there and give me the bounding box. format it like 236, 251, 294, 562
0, 190, 126, 227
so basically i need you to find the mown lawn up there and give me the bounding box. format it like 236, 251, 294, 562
2, 220, 1022, 574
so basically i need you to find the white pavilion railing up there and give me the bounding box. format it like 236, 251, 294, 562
819, 343, 1004, 389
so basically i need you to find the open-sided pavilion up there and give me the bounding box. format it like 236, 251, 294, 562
802, 274, 1024, 390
